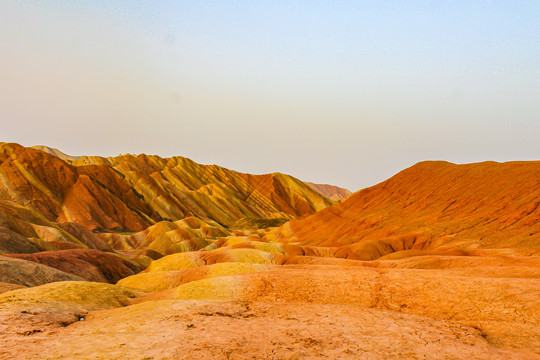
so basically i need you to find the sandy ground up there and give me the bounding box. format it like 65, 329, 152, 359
1, 260, 539, 360
2, 299, 538, 360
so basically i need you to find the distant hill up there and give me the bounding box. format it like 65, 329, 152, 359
30, 145, 81, 161
305, 182, 351, 201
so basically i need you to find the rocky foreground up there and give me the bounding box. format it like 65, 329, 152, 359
1, 250, 538, 359
0, 144, 539, 359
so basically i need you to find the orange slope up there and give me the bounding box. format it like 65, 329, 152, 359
264, 161, 540, 259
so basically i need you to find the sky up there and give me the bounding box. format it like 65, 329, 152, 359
1, 1, 539, 191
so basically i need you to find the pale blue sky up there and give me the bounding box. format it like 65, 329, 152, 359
1, 1, 539, 190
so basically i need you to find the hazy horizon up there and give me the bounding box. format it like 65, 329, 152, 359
2, 1, 539, 190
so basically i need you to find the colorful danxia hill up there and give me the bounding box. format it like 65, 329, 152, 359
0, 142, 538, 359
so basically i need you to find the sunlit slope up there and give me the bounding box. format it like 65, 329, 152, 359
0, 143, 154, 233
0, 143, 336, 252
73, 154, 334, 225
265, 161, 540, 259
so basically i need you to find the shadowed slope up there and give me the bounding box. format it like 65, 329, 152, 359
265, 161, 540, 259
0, 282, 23, 295
0, 227, 44, 254
5, 249, 141, 283
0, 255, 84, 287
